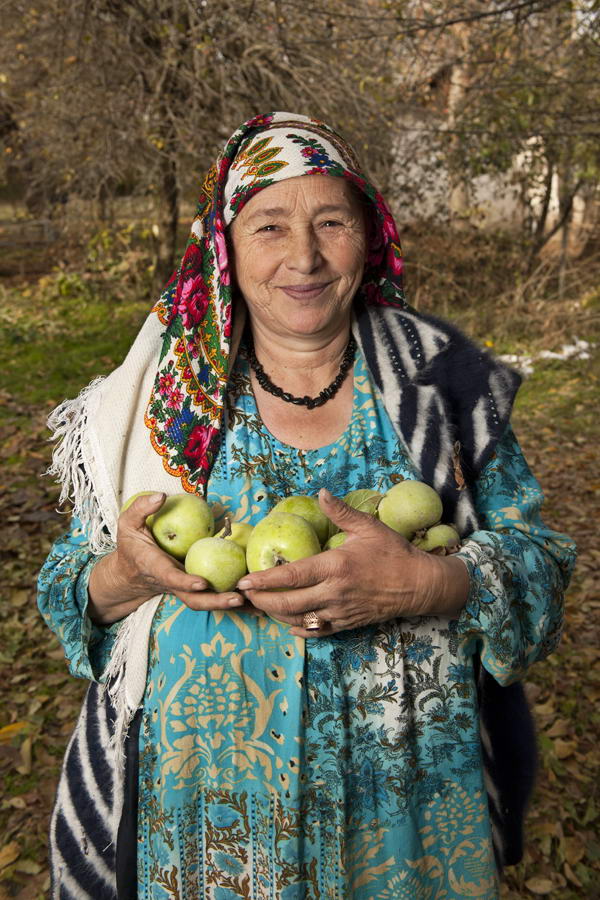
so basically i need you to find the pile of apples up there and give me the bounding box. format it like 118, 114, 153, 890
123, 480, 461, 594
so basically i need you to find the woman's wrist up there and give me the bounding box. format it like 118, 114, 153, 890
416, 552, 470, 619
87, 551, 132, 625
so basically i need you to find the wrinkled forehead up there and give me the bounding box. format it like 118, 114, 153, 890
222, 125, 359, 226
230, 174, 364, 227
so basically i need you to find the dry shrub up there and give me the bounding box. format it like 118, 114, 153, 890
401, 224, 600, 350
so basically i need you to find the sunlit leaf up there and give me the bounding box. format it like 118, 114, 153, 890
0, 841, 20, 871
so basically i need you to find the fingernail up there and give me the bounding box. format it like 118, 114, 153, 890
149, 492, 165, 503
320, 488, 333, 501
228, 596, 243, 606
192, 582, 206, 591
237, 578, 252, 590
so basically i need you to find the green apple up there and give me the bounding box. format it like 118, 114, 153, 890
343, 489, 382, 516
185, 536, 247, 592
377, 480, 443, 540
324, 532, 347, 550
328, 489, 383, 539
150, 493, 214, 560
413, 524, 460, 552
246, 512, 321, 572
215, 521, 254, 550
271, 495, 330, 546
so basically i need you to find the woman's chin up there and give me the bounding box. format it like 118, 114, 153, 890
270, 307, 350, 340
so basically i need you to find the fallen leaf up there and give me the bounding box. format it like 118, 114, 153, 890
562, 759, 589, 782
553, 739, 577, 759
544, 718, 571, 738
582, 797, 598, 825
28, 698, 43, 716
16, 736, 32, 775
533, 699, 556, 717
10, 590, 29, 608
563, 861, 583, 887
0, 722, 28, 743
524, 876, 555, 895
14, 858, 42, 875
564, 834, 586, 866
0, 841, 20, 871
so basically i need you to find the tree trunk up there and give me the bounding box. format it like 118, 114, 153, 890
525, 158, 554, 273
96, 180, 113, 227
153, 146, 179, 290
557, 157, 574, 300
447, 24, 470, 227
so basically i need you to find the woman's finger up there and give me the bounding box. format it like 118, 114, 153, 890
289, 622, 336, 639
179, 591, 251, 611
243, 585, 329, 620
153, 561, 211, 595
318, 488, 391, 539
120, 491, 166, 531
237, 551, 335, 593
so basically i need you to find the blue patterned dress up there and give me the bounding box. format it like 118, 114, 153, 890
38, 347, 575, 899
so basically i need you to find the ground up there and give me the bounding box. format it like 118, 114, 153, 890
0, 245, 598, 898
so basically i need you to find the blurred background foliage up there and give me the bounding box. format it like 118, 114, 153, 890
1, 0, 599, 285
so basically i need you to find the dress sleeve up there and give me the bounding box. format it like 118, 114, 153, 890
452, 426, 576, 685
37, 517, 119, 681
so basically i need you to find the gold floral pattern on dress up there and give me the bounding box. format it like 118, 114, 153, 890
144, 596, 306, 799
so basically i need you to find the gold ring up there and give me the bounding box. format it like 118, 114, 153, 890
302, 611, 322, 630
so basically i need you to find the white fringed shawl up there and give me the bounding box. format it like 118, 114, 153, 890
46, 311, 178, 768
47, 312, 177, 552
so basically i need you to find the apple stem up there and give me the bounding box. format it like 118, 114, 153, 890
274, 553, 287, 566
221, 517, 232, 540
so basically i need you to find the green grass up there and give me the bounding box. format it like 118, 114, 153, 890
0, 284, 150, 408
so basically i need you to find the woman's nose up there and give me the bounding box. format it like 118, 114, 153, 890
284, 227, 322, 273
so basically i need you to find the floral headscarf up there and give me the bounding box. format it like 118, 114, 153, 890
146, 112, 407, 494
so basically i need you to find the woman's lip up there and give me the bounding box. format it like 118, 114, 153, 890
279, 282, 331, 297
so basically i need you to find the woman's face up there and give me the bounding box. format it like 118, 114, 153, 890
229, 175, 366, 341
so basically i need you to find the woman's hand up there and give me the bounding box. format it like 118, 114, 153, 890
87, 492, 247, 625
236, 489, 470, 637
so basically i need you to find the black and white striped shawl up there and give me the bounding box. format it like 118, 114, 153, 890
49, 304, 536, 896
50, 684, 119, 899
352, 303, 520, 533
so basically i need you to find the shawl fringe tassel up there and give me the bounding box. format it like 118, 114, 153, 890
46, 377, 115, 555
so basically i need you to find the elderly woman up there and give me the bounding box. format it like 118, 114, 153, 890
38, 112, 575, 900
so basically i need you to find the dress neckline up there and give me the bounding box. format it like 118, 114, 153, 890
235, 343, 362, 456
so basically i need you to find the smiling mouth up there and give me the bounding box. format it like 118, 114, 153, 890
279, 282, 332, 298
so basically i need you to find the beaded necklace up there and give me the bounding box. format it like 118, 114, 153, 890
246, 333, 356, 410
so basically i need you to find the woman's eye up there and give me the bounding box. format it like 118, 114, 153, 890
257, 224, 279, 233
321, 220, 343, 228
